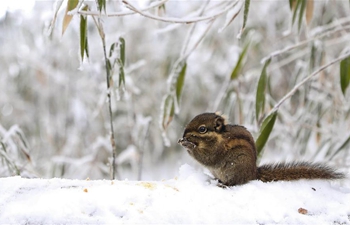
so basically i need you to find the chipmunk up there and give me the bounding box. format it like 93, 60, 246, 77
178, 112, 345, 186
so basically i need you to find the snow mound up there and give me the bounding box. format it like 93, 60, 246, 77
0, 164, 349, 224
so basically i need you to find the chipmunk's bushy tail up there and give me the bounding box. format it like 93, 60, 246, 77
257, 162, 345, 182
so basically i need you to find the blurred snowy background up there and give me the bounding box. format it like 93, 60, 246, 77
0, 0, 349, 181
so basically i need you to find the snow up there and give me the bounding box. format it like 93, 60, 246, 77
0, 164, 349, 224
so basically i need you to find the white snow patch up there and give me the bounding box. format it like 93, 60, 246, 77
0, 164, 349, 224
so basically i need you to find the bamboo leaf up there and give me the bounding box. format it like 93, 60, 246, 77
118, 58, 125, 87
298, 0, 306, 31
291, 0, 301, 26
255, 58, 271, 122
241, 0, 250, 33
289, 0, 295, 10
96, 0, 106, 13
118, 37, 126, 87
256, 110, 278, 156
108, 42, 118, 73
79, 6, 89, 60
161, 95, 175, 130
119, 37, 126, 66
309, 43, 316, 71
107, 59, 112, 75
85, 33, 89, 58
230, 42, 250, 80
175, 63, 187, 105
305, 0, 314, 25
340, 56, 350, 96
109, 43, 117, 58
62, 0, 79, 35
48, 0, 64, 37
159, 4, 166, 13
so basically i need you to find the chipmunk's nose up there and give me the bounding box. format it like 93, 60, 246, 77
177, 138, 184, 144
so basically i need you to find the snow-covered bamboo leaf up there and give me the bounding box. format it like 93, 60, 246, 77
107, 42, 117, 74
255, 58, 271, 123
160, 4, 166, 12
340, 56, 350, 96
175, 63, 187, 105
241, 0, 250, 34
0, 141, 20, 175
256, 110, 278, 156
230, 42, 249, 80
62, 0, 79, 35
48, 0, 64, 37
79, 5, 89, 61
161, 95, 175, 130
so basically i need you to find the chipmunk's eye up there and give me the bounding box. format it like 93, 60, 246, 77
198, 125, 207, 134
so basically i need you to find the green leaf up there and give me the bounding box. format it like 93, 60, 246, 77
119, 37, 126, 66
96, 0, 106, 13
255, 58, 271, 123
118, 37, 126, 87
62, 0, 79, 35
291, 0, 306, 32
158, 3, 166, 13
289, 0, 294, 10
340, 56, 350, 96
291, 0, 301, 26
256, 110, 278, 157
297, 0, 306, 31
309, 43, 316, 71
85, 33, 89, 58
79, 9, 88, 60
230, 42, 250, 80
118, 58, 125, 87
241, 0, 250, 33
107, 43, 117, 73
109, 43, 117, 58
175, 63, 187, 105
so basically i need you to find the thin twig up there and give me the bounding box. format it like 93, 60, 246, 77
180, 0, 210, 57
262, 17, 350, 64
122, 0, 236, 24
77, 0, 169, 17
93, 16, 119, 180
310, 16, 350, 36
271, 51, 350, 112
167, 18, 215, 89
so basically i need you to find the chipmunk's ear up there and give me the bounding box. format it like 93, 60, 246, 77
214, 116, 225, 132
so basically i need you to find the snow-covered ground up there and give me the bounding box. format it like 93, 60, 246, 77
0, 164, 349, 224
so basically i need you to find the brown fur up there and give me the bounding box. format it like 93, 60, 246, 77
178, 113, 345, 186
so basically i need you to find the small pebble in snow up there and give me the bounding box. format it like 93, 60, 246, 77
298, 207, 308, 215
